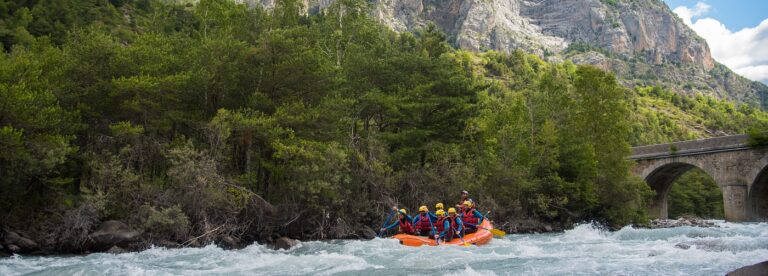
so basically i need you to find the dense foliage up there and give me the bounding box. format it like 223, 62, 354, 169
0, 0, 764, 251
629, 86, 768, 146
667, 170, 724, 219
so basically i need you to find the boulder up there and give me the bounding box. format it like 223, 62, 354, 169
217, 236, 241, 250
674, 243, 691, 250
88, 220, 140, 251
106, 246, 128, 254
2, 231, 39, 253
727, 260, 768, 276
273, 237, 298, 250
357, 226, 377, 240
6, 244, 21, 253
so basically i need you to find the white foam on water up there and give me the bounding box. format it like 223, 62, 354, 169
2, 221, 767, 275
443, 265, 498, 276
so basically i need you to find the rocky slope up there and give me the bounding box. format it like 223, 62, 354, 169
244, 0, 767, 109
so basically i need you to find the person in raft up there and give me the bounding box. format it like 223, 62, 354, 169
435, 208, 463, 242
381, 207, 414, 235
460, 200, 485, 233
455, 190, 475, 209
435, 202, 445, 213
412, 206, 437, 236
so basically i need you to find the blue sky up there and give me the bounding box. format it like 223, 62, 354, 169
663, 0, 768, 30
662, 0, 768, 83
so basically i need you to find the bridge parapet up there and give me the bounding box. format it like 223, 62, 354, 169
630, 134, 750, 160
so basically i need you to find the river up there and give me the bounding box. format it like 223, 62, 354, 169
1, 221, 767, 275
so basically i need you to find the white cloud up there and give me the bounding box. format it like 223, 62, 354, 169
673, 2, 768, 83
672, 2, 711, 25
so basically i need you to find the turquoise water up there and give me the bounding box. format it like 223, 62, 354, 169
2, 221, 767, 275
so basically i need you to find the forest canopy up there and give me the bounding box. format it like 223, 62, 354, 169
1, 0, 766, 252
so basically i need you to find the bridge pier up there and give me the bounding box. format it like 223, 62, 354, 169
723, 184, 749, 221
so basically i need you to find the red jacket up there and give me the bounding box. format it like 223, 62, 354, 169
414, 214, 432, 232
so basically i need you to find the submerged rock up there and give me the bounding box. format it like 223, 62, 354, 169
155, 240, 181, 249
727, 260, 768, 276
106, 246, 128, 254
273, 237, 299, 250
217, 236, 241, 250
88, 220, 140, 251
674, 243, 691, 250
646, 217, 717, 229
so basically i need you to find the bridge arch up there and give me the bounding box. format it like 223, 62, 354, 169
748, 155, 768, 220
631, 135, 767, 221
639, 159, 720, 219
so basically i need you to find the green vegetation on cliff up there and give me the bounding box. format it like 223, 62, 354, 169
0, 0, 765, 252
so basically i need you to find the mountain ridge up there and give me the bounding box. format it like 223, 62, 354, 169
244, 0, 767, 109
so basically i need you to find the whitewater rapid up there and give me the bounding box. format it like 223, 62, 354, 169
2, 221, 767, 275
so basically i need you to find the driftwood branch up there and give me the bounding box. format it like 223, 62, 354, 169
182, 224, 224, 247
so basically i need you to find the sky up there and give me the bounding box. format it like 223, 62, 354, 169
662, 0, 768, 84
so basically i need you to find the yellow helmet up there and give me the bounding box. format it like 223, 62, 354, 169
448, 207, 457, 214
418, 206, 428, 212
436, 210, 446, 216
435, 203, 444, 210
463, 200, 473, 208
399, 209, 407, 215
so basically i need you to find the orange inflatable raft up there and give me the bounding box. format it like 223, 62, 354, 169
393, 220, 494, 246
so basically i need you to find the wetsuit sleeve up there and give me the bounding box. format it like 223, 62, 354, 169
474, 210, 484, 224
456, 218, 463, 234
428, 212, 437, 221
384, 220, 398, 230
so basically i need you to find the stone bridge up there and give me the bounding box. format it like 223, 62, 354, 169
630, 135, 768, 221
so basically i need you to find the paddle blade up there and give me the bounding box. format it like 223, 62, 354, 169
490, 228, 506, 237
463, 242, 470, 247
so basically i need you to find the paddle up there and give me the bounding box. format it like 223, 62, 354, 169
453, 217, 470, 247
428, 214, 440, 245
456, 230, 470, 247
378, 210, 395, 238
464, 222, 506, 237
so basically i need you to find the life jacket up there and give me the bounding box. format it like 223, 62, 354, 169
437, 216, 459, 237
415, 214, 432, 231
463, 208, 479, 226
435, 217, 445, 233
399, 217, 414, 234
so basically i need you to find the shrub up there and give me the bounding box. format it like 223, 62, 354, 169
140, 204, 190, 242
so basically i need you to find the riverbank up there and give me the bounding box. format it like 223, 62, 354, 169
1, 217, 722, 257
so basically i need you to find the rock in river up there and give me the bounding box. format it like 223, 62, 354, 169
357, 226, 377, 240
273, 237, 299, 250
88, 220, 140, 251
727, 260, 768, 276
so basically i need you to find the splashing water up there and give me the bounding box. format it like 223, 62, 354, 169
2, 221, 767, 275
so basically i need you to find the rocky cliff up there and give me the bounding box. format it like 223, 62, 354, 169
245, 0, 768, 108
